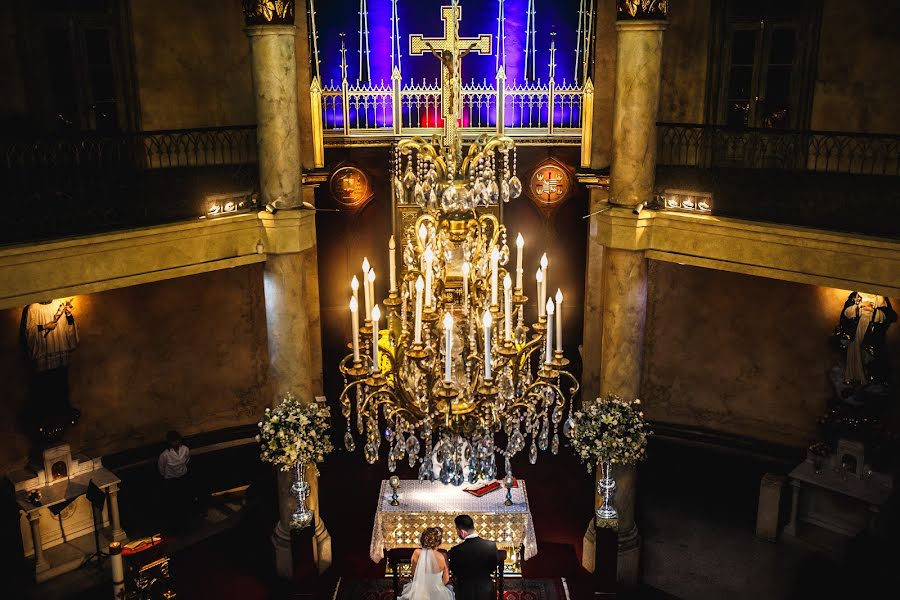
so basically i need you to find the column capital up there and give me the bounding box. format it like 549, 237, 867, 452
616, 0, 668, 21
615, 19, 669, 32
244, 24, 297, 38
242, 0, 295, 26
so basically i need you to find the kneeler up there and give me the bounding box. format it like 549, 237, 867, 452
594, 525, 618, 596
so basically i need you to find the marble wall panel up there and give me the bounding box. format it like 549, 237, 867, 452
0, 265, 268, 475
641, 261, 900, 447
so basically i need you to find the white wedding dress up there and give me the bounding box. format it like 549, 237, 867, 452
398, 548, 455, 600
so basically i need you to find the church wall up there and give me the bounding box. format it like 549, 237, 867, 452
658, 0, 710, 124
0, 3, 26, 128
641, 261, 900, 447
0, 265, 268, 475
129, 0, 255, 130
809, 0, 900, 134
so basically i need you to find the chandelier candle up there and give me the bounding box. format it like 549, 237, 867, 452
367, 269, 376, 320
350, 296, 360, 362
545, 299, 555, 365
424, 247, 434, 308
555, 289, 563, 352
389, 235, 397, 293
536, 268, 544, 318
414, 276, 424, 344
444, 312, 453, 383
515, 233, 524, 291
540, 253, 548, 311
490, 246, 500, 306
483, 310, 493, 380
371, 305, 381, 371
351, 275, 360, 319
362, 258, 371, 319
504, 274, 513, 342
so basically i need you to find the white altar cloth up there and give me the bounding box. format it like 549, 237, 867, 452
369, 479, 537, 563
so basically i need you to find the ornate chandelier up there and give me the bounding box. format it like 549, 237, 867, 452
337, 3, 578, 485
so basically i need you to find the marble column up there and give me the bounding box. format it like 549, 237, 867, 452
28, 512, 49, 574
609, 19, 667, 208
591, 7, 666, 589
246, 24, 302, 210
247, 3, 328, 577
264, 243, 330, 577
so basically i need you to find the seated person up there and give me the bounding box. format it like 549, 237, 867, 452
158, 430, 189, 480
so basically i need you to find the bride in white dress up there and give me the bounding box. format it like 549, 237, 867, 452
399, 527, 455, 600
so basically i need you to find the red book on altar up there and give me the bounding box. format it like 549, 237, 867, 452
463, 478, 518, 497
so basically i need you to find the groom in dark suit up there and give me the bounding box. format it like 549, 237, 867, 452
447, 514, 499, 600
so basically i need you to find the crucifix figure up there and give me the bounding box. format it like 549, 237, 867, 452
410, 5, 492, 146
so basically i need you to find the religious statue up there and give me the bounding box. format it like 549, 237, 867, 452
834, 292, 896, 387
425, 40, 479, 121
22, 299, 81, 441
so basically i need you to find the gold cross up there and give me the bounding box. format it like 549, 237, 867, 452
409, 6, 492, 60
409, 5, 492, 145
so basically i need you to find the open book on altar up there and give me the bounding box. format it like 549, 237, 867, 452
463, 478, 518, 497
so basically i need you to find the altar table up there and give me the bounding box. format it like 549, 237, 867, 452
369, 479, 537, 564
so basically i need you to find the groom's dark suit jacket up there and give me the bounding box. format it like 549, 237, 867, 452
448, 536, 498, 600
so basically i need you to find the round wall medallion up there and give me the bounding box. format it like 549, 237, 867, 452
526, 158, 573, 213
329, 164, 374, 211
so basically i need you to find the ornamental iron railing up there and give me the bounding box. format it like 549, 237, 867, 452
657, 123, 900, 177
318, 71, 588, 140
1, 125, 258, 244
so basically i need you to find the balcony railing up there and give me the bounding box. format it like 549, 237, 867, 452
1, 125, 258, 244
657, 123, 900, 176
655, 123, 900, 238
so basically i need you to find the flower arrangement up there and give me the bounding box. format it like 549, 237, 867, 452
570, 392, 652, 471
257, 393, 333, 470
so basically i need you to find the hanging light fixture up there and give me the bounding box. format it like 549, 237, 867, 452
336, 4, 578, 485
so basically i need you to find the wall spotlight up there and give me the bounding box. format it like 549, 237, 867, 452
632, 202, 645, 215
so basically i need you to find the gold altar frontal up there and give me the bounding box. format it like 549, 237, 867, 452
370, 479, 537, 574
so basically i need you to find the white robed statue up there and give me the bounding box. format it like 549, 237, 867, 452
399, 527, 455, 600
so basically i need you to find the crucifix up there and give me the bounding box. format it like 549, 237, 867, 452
410, 4, 492, 147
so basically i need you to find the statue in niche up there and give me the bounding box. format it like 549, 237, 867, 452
830, 292, 896, 406
21, 299, 81, 442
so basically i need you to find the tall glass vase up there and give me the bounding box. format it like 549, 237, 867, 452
290, 462, 313, 530
595, 460, 618, 522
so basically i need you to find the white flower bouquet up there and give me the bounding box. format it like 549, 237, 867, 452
570, 392, 651, 470
257, 392, 334, 470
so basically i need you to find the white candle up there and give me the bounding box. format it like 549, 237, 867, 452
443, 312, 453, 383
515, 233, 524, 291
490, 246, 500, 306
414, 276, 424, 344
349, 296, 360, 362
371, 305, 381, 370
462, 261, 470, 307
423, 247, 434, 308
351, 275, 360, 317
482, 310, 493, 380
362, 257, 371, 319
367, 268, 376, 319
504, 274, 513, 341
555, 289, 563, 352
536, 268, 544, 318
540, 253, 548, 316
389, 235, 397, 293
545, 298, 555, 365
